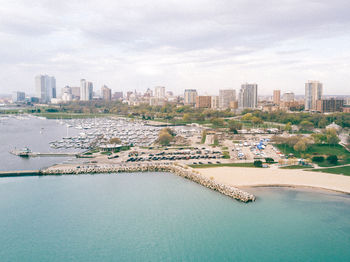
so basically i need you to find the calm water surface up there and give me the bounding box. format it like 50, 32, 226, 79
0, 116, 80, 171
0, 172, 350, 262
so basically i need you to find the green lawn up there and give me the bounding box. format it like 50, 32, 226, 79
312, 166, 350, 176
276, 144, 350, 167
189, 163, 256, 168
280, 165, 314, 169
34, 113, 115, 119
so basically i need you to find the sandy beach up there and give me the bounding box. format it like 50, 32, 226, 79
197, 167, 350, 194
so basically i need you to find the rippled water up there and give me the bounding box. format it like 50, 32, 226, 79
0, 173, 349, 262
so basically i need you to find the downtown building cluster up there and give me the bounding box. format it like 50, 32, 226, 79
6, 75, 350, 114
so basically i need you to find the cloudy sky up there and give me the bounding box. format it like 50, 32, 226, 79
1, 0, 350, 96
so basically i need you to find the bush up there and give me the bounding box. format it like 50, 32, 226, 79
312, 156, 325, 163
254, 160, 263, 167
326, 155, 338, 165
265, 157, 274, 163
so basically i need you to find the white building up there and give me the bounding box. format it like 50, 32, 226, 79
80, 79, 93, 101
305, 81, 322, 111
154, 86, 165, 99
219, 89, 236, 109
238, 83, 258, 109
184, 89, 197, 106
211, 96, 219, 109
35, 75, 56, 103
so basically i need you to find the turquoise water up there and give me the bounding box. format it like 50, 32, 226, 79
1, 172, 350, 261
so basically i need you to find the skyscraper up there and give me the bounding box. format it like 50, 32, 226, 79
154, 86, 165, 99
238, 83, 258, 109
184, 89, 197, 106
35, 75, 56, 103
219, 89, 236, 109
101, 85, 112, 101
12, 91, 25, 103
80, 79, 93, 101
305, 81, 322, 111
273, 90, 281, 105
282, 91, 295, 102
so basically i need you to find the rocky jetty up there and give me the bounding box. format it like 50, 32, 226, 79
42, 163, 255, 203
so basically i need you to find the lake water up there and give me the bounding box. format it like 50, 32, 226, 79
1, 116, 350, 261
0, 173, 350, 262
0, 115, 80, 171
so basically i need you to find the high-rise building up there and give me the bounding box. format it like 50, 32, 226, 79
238, 83, 258, 109
80, 79, 93, 101
219, 89, 236, 109
144, 88, 153, 97
12, 91, 25, 103
316, 99, 344, 113
273, 90, 281, 105
184, 89, 197, 106
101, 85, 112, 101
195, 96, 211, 108
211, 96, 219, 109
35, 75, 56, 103
61, 86, 73, 102
70, 86, 80, 99
154, 86, 165, 99
305, 81, 323, 111
282, 91, 295, 102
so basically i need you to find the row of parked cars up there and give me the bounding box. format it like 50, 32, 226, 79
126, 154, 224, 162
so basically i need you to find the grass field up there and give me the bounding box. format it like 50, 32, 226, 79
280, 165, 314, 169
312, 166, 350, 176
188, 162, 256, 168
34, 113, 116, 119
276, 144, 350, 167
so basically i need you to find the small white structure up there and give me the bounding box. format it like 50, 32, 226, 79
326, 122, 341, 132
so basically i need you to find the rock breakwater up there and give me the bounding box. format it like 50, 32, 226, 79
42, 163, 255, 202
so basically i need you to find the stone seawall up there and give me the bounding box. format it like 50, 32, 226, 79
42, 163, 255, 203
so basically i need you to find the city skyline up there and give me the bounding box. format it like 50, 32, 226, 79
1, 1, 350, 95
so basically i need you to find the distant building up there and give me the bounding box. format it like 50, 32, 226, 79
316, 99, 344, 113
305, 81, 322, 111
166, 91, 174, 97
70, 86, 80, 99
229, 101, 238, 109
184, 89, 197, 106
12, 91, 25, 103
80, 79, 93, 101
144, 88, 153, 97
238, 83, 258, 109
273, 90, 281, 105
195, 96, 211, 108
149, 97, 165, 106
61, 86, 72, 102
35, 74, 56, 103
219, 89, 236, 109
282, 91, 295, 102
211, 96, 219, 109
101, 85, 112, 101
113, 92, 123, 100
126, 91, 133, 100
154, 86, 165, 99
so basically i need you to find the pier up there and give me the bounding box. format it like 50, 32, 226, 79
0, 170, 41, 177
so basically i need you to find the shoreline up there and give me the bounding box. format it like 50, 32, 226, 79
197, 167, 350, 195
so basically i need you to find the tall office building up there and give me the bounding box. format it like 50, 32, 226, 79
305, 81, 322, 111
238, 83, 258, 109
184, 89, 197, 106
154, 86, 165, 99
113, 92, 123, 100
101, 85, 112, 101
35, 75, 56, 103
211, 96, 219, 109
273, 90, 281, 105
12, 91, 25, 102
70, 86, 80, 99
80, 79, 93, 101
219, 89, 236, 109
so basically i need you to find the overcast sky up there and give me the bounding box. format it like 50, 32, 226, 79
1, 0, 350, 96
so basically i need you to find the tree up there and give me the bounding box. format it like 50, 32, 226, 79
158, 132, 173, 146
299, 120, 313, 131
311, 133, 327, 144
251, 116, 263, 125
254, 160, 263, 167
312, 156, 325, 163
265, 158, 274, 164
326, 128, 340, 145
241, 113, 253, 121
284, 122, 292, 132
327, 155, 338, 165
183, 113, 190, 122
228, 120, 242, 133
294, 140, 307, 152
210, 118, 225, 128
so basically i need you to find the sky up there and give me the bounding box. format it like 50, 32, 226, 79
0, 0, 350, 96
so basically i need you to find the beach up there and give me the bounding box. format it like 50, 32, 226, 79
197, 167, 350, 194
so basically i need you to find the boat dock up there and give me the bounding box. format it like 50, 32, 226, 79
10, 150, 80, 158
0, 170, 41, 177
